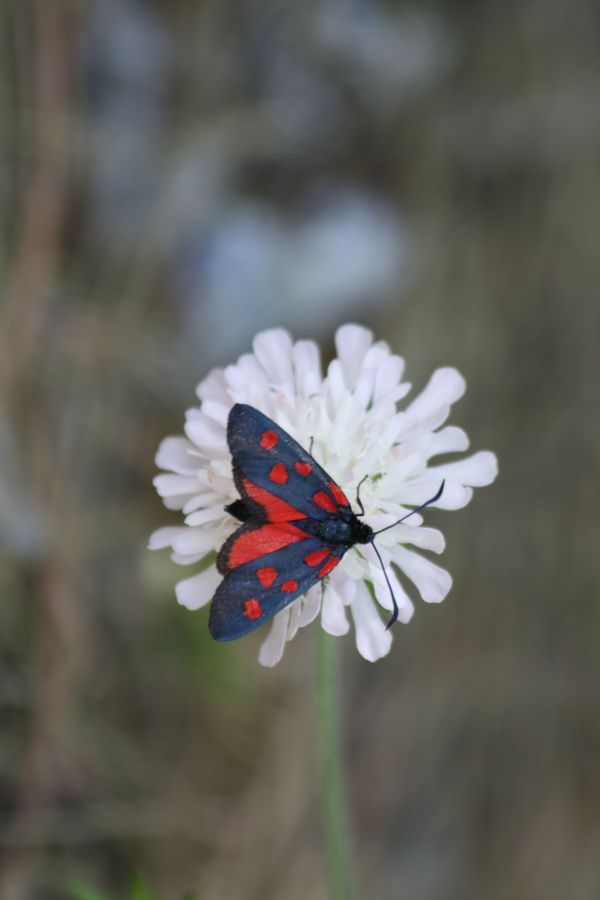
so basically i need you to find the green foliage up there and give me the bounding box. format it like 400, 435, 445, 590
70, 884, 112, 900
129, 873, 160, 900
69, 874, 197, 900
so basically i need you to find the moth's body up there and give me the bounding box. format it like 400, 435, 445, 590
227, 498, 374, 546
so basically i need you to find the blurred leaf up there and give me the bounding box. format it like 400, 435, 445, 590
69, 884, 113, 900
130, 873, 160, 900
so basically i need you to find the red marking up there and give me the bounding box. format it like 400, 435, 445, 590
305, 549, 331, 567
313, 491, 337, 512
319, 557, 340, 578
260, 429, 279, 449
243, 479, 306, 523
270, 463, 289, 484
295, 462, 312, 477
229, 523, 308, 568
243, 599, 262, 620
257, 566, 277, 588
281, 580, 299, 593
329, 481, 349, 507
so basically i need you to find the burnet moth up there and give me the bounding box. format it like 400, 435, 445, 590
208, 404, 444, 641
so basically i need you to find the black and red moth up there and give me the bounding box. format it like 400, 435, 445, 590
208, 403, 443, 642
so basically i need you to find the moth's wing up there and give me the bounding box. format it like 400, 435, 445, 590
227, 403, 351, 522
216, 520, 310, 575
209, 530, 344, 641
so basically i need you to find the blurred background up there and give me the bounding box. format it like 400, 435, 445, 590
0, 0, 599, 898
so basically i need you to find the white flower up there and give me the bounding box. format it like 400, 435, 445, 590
149, 324, 498, 666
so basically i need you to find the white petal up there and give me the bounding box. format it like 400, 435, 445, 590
287, 599, 302, 641
395, 478, 473, 509
382, 449, 427, 486
148, 526, 189, 550
182, 492, 221, 515
361, 342, 390, 374
367, 553, 415, 622
185, 506, 228, 527
335, 323, 373, 388
326, 359, 346, 410
392, 547, 452, 603
228, 354, 272, 409
426, 425, 469, 457
405, 368, 466, 423
373, 353, 405, 402
339, 549, 364, 579
352, 367, 376, 411
299, 585, 322, 626
184, 413, 229, 459
253, 328, 294, 388
292, 340, 322, 398
162, 495, 190, 511
330, 569, 357, 605
385, 524, 445, 553
321, 582, 350, 636
201, 399, 229, 427
196, 368, 230, 405
175, 565, 221, 610
397, 405, 452, 442
171, 551, 207, 565
156, 437, 200, 475
372, 381, 412, 412
350, 581, 392, 662
429, 451, 498, 487
259, 609, 290, 667
225, 356, 263, 398
172, 527, 219, 557
153, 474, 202, 498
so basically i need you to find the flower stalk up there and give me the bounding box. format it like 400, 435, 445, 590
317, 627, 355, 900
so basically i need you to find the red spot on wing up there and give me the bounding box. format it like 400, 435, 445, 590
257, 566, 277, 588
243, 479, 306, 522
229, 523, 308, 568
243, 599, 262, 620
319, 556, 340, 578
270, 463, 288, 484
295, 462, 312, 476
313, 491, 337, 512
281, 580, 299, 593
260, 429, 279, 449
305, 549, 331, 567
329, 481, 350, 507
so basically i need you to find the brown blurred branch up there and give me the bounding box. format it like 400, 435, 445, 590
0, 1, 72, 396
0, 3, 79, 900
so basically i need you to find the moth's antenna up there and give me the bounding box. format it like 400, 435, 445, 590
370, 480, 444, 629
355, 474, 368, 516
372, 481, 445, 537
371, 540, 399, 629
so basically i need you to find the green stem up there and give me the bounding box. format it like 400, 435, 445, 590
317, 628, 355, 900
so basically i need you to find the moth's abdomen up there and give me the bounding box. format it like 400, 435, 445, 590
302, 517, 352, 545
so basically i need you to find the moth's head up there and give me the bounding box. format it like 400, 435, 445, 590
353, 518, 374, 545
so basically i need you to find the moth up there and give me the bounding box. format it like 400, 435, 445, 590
208, 404, 443, 641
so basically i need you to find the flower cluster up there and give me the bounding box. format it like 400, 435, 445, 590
150, 324, 497, 666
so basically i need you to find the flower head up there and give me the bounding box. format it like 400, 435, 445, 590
150, 324, 497, 666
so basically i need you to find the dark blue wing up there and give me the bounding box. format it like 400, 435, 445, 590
227, 404, 351, 522
209, 533, 344, 641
